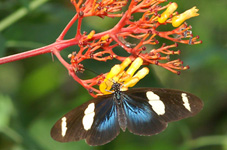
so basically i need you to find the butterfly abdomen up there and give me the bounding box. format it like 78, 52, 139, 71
116, 103, 127, 132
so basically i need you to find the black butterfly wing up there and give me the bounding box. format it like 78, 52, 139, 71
86, 97, 120, 146
122, 94, 167, 135
51, 94, 120, 146
122, 88, 203, 135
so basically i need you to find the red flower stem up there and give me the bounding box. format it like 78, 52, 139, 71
0, 39, 77, 65
0, 44, 54, 65
52, 48, 70, 68
82, 74, 105, 84
110, 9, 130, 33
76, 17, 82, 38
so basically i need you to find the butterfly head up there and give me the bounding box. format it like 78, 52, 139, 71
111, 81, 121, 92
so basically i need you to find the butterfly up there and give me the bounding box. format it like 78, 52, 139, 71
50, 82, 203, 146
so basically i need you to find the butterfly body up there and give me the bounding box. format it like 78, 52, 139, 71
51, 83, 203, 146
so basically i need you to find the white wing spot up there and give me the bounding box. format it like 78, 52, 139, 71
181, 93, 191, 111
146, 91, 165, 115
61, 117, 67, 137
82, 103, 95, 130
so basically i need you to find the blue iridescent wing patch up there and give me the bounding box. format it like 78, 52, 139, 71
122, 94, 167, 135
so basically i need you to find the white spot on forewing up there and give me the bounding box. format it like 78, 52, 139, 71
181, 93, 191, 111
82, 103, 95, 130
146, 91, 165, 115
61, 117, 67, 137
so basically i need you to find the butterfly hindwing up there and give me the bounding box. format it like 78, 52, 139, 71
51, 95, 120, 146
122, 94, 167, 135
122, 88, 203, 135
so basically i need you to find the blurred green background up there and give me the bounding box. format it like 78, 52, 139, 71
0, 0, 226, 150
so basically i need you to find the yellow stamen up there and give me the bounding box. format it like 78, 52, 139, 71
158, 3, 178, 24
87, 30, 95, 39
106, 65, 121, 79
101, 34, 110, 41
172, 6, 199, 27
133, 67, 149, 80
124, 67, 149, 87
126, 57, 143, 76
120, 57, 132, 71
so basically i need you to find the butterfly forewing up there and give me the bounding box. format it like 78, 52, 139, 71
124, 88, 203, 123
51, 94, 120, 146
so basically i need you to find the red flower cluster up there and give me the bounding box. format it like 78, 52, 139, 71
0, 0, 202, 97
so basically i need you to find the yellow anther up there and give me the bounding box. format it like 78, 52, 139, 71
87, 30, 95, 39
124, 78, 140, 88
172, 6, 199, 27
106, 65, 121, 79
158, 2, 178, 24
115, 71, 126, 82
133, 67, 149, 80
124, 67, 149, 87
126, 57, 143, 76
101, 34, 110, 41
118, 73, 131, 83
120, 57, 132, 71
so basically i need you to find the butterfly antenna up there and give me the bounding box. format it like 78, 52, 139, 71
83, 66, 100, 75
